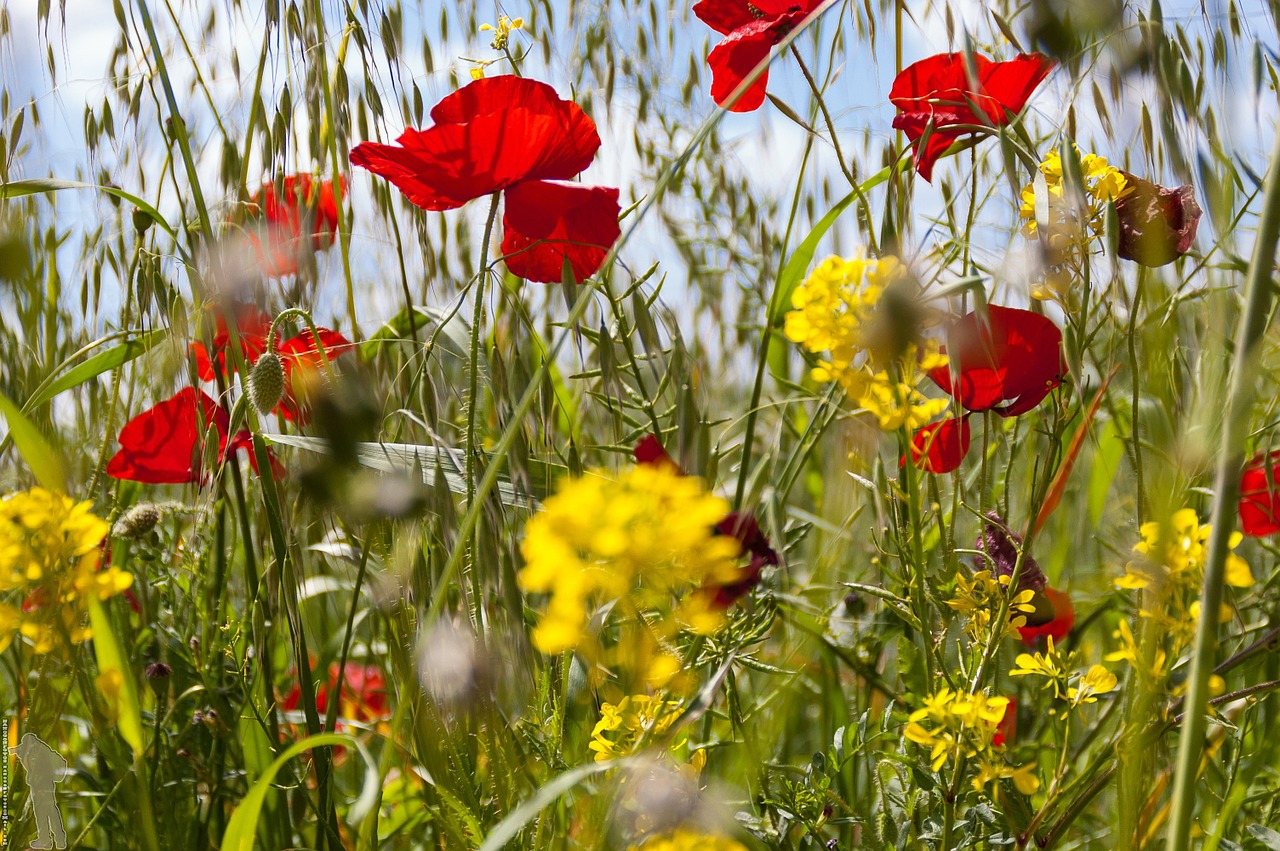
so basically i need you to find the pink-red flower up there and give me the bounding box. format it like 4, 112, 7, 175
927, 306, 1065, 418
909, 416, 971, 474
245, 174, 344, 277
1115, 172, 1201, 267
106, 388, 252, 484
692, 0, 823, 113
1240, 451, 1280, 536
890, 52, 1054, 181
349, 76, 620, 283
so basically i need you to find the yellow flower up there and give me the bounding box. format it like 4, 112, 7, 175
479, 15, 523, 50
905, 688, 1010, 771
946, 570, 1035, 643
627, 829, 747, 851
1067, 665, 1118, 706
0, 489, 130, 653
519, 464, 741, 654
589, 694, 683, 762
1118, 508, 1252, 615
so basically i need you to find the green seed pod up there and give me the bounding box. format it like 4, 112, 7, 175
113, 503, 161, 539
249, 352, 285, 414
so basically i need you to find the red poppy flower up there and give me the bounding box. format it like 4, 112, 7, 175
1017, 587, 1074, 646
994, 697, 1017, 747
692, 0, 823, 113
909, 416, 971, 473
1240, 451, 1280, 536
282, 662, 389, 725
890, 52, 1055, 181
635, 433, 679, 468
927, 306, 1065, 417
1115, 172, 1201, 267
275, 328, 354, 423
246, 174, 345, 277
349, 76, 620, 283
191, 304, 277, 381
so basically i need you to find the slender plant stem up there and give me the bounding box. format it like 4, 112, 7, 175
1165, 121, 1280, 851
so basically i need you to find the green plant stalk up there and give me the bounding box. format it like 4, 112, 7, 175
1165, 123, 1280, 851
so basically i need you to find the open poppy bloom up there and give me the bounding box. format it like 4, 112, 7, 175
1240, 451, 1280, 536
692, 0, 823, 113
349, 75, 620, 283
191, 304, 276, 381
1017, 587, 1074, 646
274, 328, 355, 423
106, 388, 255, 484
909, 415, 971, 474
1114, 172, 1201, 267
890, 52, 1055, 181
634, 434, 779, 607
927, 306, 1065, 417
245, 174, 344, 277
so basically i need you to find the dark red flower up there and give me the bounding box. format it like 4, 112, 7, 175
973, 511, 1047, 593
246, 174, 345, 277
1240, 451, 1280, 536
693, 0, 823, 113
1017, 586, 1074, 646
910, 416, 971, 473
191, 304, 277, 381
1115, 172, 1201, 267
890, 52, 1055, 181
634, 433, 678, 468
927, 305, 1065, 417
349, 76, 620, 283
106, 388, 273, 484
501, 181, 621, 283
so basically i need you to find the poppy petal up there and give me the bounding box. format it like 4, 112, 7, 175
691, 0, 758, 35
246, 175, 345, 277
910, 416, 971, 473
350, 76, 601, 211
1115, 172, 1202, 267
106, 388, 229, 485
501, 180, 621, 283
190, 304, 276, 381
274, 328, 353, 423
635, 434, 678, 469
1240, 451, 1280, 536
707, 17, 783, 112
1018, 587, 1074, 645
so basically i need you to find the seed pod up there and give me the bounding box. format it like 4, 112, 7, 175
113, 503, 161, 538
248, 352, 285, 414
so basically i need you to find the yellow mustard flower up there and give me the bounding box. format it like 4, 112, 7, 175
519, 464, 742, 655
626, 829, 748, 851
946, 570, 1036, 643
903, 688, 1036, 793
1066, 664, 1118, 706
479, 15, 523, 50
0, 489, 131, 654
589, 694, 683, 762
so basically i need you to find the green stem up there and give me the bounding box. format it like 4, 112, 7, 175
1165, 122, 1280, 851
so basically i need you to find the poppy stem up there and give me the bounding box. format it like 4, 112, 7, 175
1164, 121, 1280, 851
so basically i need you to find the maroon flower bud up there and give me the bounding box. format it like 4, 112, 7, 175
146, 662, 172, 679
973, 511, 1046, 594
1115, 173, 1201, 267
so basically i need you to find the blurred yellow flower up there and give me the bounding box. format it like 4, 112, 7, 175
626, 829, 747, 851
589, 694, 683, 762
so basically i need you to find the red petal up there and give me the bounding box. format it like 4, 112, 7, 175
707, 17, 785, 112
106, 388, 229, 485
1018, 587, 1074, 645
274, 328, 353, 422
247, 175, 345, 277
190, 304, 276, 381
910, 416, 971, 473
501, 181, 620, 283
1240, 451, 1280, 536
350, 76, 601, 211
692, 0, 759, 35
927, 306, 1065, 417
635, 434, 678, 469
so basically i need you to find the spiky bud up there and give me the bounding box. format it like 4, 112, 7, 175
248, 351, 285, 414
113, 503, 161, 539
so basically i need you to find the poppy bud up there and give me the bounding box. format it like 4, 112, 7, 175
146, 662, 171, 680
112, 503, 161, 539
1115, 172, 1201, 266
973, 511, 1047, 594
248, 351, 285, 414
131, 206, 154, 235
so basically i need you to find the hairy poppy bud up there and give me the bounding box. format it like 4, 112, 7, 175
113, 503, 161, 538
248, 351, 285, 414
1115, 173, 1201, 266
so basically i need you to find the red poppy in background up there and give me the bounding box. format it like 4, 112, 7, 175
994, 697, 1017, 747
275, 328, 355, 423
1240, 451, 1280, 536
246, 174, 344, 277
909, 416, 971, 474
1115, 172, 1202, 267
191, 304, 277, 381
927, 306, 1065, 417
1017, 587, 1074, 646
634, 434, 779, 607
349, 76, 620, 283
106, 388, 248, 484
283, 662, 389, 726
890, 52, 1055, 181
692, 0, 823, 113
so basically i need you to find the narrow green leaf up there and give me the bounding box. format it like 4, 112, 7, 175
88, 597, 145, 756
0, 389, 66, 491
0, 178, 176, 238
25, 328, 168, 411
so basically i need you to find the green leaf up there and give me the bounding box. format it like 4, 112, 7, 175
1088, 421, 1125, 527
24, 328, 168, 411
1247, 824, 1280, 850
477, 758, 636, 851
88, 597, 145, 756
221, 732, 379, 851
0, 178, 176, 238
0, 388, 66, 491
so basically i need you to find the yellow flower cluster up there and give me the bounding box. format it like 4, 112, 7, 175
1019, 148, 1130, 299
519, 464, 742, 658
1109, 508, 1251, 689
0, 488, 132, 653
626, 830, 747, 851
945, 570, 1035, 643
589, 694, 684, 762
784, 254, 947, 430
903, 689, 1039, 794
1010, 637, 1118, 710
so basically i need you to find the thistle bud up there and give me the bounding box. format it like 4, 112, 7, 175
113, 503, 161, 539
248, 352, 285, 414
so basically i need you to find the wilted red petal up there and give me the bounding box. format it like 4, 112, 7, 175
1240, 451, 1280, 536
927, 305, 1065, 417
501, 180, 620, 282
349, 76, 601, 211
106, 388, 230, 484
1115, 172, 1201, 267
716, 511, 780, 567
1018, 587, 1074, 645
889, 52, 1054, 181
910, 416, 971, 473
190, 304, 276, 381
